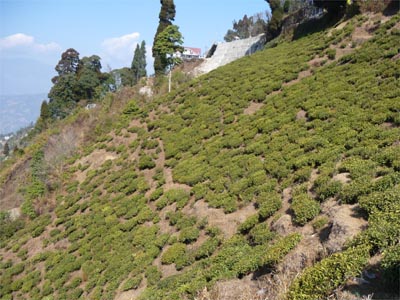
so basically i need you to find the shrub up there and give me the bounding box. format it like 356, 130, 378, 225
193, 237, 221, 260
249, 223, 276, 245
122, 275, 142, 291
178, 227, 200, 244
161, 243, 187, 265
291, 193, 320, 225
238, 214, 259, 234
258, 192, 282, 220
145, 266, 162, 286
311, 216, 329, 230
149, 187, 163, 201
157, 189, 190, 210
381, 244, 400, 292
138, 154, 156, 170
288, 246, 370, 300
313, 175, 342, 201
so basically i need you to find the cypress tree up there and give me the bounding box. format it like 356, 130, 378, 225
132, 40, 147, 84
139, 40, 147, 79
153, 0, 176, 75
132, 44, 142, 84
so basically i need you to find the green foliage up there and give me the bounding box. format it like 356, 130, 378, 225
122, 275, 142, 291
131, 40, 147, 84
153, 0, 176, 74
193, 237, 221, 260
257, 192, 282, 219
2, 12, 400, 300
178, 227, 200, 244
313, 175, 342, 201
153, 25, 184, 73
381, 244, 400, 292
145, 266, 162, 286
238, 214, 259, 234
157, 188, 190, 210
291, 193, 320, 225
311, 215, 329, 230
248, 222, 276, 245
161, 243, 187, 265
288, 246, 370, 300
138, 154, 156, 170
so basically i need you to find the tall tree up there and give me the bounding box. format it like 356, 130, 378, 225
265, 0, 284, 40
52, 48, 80, 84
153, 0, 176, 75
131, 40, 147, 84
153, 25, 184, 92
77, 55, 103, 99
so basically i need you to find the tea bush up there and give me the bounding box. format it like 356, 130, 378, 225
288, 246, 370, 300
291, 193, 320, 225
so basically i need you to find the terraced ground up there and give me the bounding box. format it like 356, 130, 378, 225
0, 12, 399, 300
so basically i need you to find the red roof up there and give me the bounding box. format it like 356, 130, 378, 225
183, 47, 201, 56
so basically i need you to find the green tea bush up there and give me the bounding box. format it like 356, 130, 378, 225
257, 192, 282, 220
248, 223, 276, 245
288, 246, 370, 300
313, 175, 342, 201
381, 244, 400, 292
339, 175, 372, 203
149, 187, 163, 201
161, 243, 187, 265
159, 188, 190, 210
145, 266, 162, 286
193, 237, 221, 260
138, 154, 156, 170
238, 215, 259, 234
291, 193, 320, 225
178, 227, 200, 244
122, 275, 142, 291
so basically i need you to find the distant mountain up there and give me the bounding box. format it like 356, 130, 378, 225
0, 93, 46, 134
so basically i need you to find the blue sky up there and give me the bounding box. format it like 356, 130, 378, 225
0, 0, 269, 95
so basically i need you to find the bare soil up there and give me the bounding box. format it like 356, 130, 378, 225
185, 200, 257, 238
243, 102, 264, 116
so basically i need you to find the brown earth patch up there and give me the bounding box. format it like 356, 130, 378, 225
74, 149, 118, 183
184, 200, 257, 238
333, 172, 351, 184
321, 200, 367, 254
0, 159, 30, 210
243, 102, 264, 116
296, 109, 307, 121
196, 275, 262, 300
114, 278, 147, 300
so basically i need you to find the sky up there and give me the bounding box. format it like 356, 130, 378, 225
0, 0, 270, 96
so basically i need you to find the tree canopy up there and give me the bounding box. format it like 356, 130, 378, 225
48, 49, 110, 119
153, 0, 176, 74
224, 13, 269, 42
153, 25, 184, 73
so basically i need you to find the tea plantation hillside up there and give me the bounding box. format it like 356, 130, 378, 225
1, 12, 399, 300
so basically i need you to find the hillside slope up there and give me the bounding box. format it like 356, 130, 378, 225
1, 12, 399, 300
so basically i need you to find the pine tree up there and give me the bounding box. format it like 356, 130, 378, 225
153, 0, 176, 75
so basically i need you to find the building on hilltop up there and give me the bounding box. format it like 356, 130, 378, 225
177, 47, 202, 60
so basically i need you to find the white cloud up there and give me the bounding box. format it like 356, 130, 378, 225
0, 33, 61, 53
0, 33, 34, 48
101, 32, 141, 69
